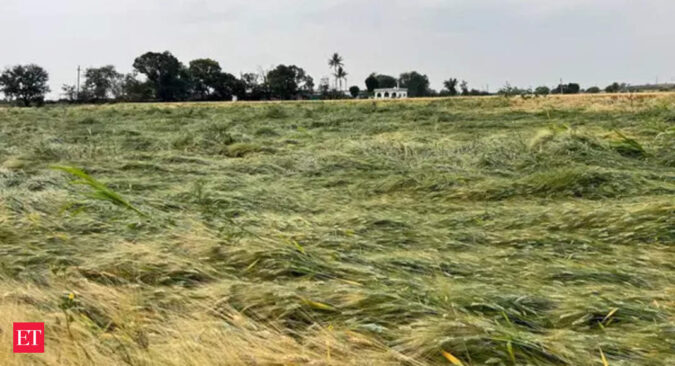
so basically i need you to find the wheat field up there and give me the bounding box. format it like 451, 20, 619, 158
0, 94, 673, 365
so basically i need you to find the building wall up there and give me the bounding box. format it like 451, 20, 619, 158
374, 89, 408, 99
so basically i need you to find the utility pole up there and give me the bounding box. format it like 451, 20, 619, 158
560, 78, 563, 95
76, 66, 81, 100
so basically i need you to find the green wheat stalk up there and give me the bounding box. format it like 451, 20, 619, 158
52, 165, 146, 217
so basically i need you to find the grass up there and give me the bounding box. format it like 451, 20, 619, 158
51, 165, 146, 217
0, 94, 673, 365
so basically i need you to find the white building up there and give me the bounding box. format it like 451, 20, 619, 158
373, 87, 408, 99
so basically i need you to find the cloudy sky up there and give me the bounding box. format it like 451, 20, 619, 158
2, 0, 674, 98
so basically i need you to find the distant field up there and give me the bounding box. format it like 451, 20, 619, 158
0, 95, 673, 365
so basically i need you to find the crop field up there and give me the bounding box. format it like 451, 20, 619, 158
0, 94, 673, 365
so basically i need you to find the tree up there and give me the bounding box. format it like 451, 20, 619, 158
460, 80, 469, 95
349, 86, 360, 98
266, 64, 312, 100
468, 89, 489, 96
241, 72, 268, 100
118, 72, 153, 102
334, 66, 348, 91
0, 64, 50, 106
61, 84, 78, 102
319, 77, 331, 97
266, 65, 296, 99
605, 82, 626, 93
498, 82, 530, 97
133, 51, 190, 101
442, 78, 458, 96
212, 72, 246, 101
82, 65, 121, 102
551, 83, 580, 94
585, 86, 601, 93
328, 52, 344, 90
399, 71, 430, 97
298, 73, 314, 94
241, 72, 259, 88
365, 73, 379, 93
534, 86, 550, 95
188, 58, 222, 100
375, 74, 397, 88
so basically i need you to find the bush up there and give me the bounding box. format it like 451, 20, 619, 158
605, 82, 627, 93
534, 86, 550, 95
551, 83, 580, 94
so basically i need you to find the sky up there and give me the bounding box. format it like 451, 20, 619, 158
2, 0, 674, 99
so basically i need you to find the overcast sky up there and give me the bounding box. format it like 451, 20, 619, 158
2, 0, 674, 98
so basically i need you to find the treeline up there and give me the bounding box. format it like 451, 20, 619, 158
495, 81, 675, 97
0, 50, 671, 106
64, 51, 316, 103
0, 51, 316, 106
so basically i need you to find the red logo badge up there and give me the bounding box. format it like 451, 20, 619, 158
13, 322, 44, 353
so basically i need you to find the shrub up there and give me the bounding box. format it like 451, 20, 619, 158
534, 86, 550, 95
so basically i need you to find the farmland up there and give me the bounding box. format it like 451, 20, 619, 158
0, 94, 673, 365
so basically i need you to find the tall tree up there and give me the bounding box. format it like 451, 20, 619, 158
443, 78, 458, 96
460, 80, 469, 95
328, 52, 344, 90
82, 65, 121, 101
334, 66, 348, 91
399, 71, 430, 97
212, 72, 246, 101
133, 51, 190, 101
118, 72, 154, 102
0, 64, 50, 106
375, 74, 397, 88
365, 73, 379, 93
241, 72, 268, 100
188, 58, 222, 100
267, 65, 312, 100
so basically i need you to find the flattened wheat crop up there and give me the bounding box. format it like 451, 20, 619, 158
0, 94, 673, 365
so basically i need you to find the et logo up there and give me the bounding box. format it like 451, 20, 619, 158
13, 322, 44, 353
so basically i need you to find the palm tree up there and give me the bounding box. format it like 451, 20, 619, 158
334, 67, 348, 92
328, 52, 343, 90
